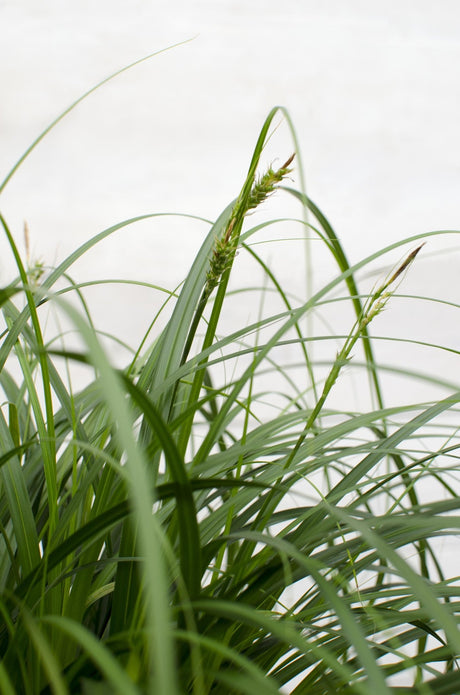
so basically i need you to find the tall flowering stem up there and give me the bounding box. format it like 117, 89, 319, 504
169, 154, 296, 426
284, 243, 424, 469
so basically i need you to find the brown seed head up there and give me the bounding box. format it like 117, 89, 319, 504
388, 243, 425, 286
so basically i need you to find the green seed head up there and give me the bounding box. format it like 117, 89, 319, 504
204, 154, 295, 300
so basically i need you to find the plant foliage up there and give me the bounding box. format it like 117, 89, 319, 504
0, 49, 459, 694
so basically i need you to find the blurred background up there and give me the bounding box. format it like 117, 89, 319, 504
1, 0, 460, 404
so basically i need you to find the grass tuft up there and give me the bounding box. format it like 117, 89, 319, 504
0, 51, 459, 694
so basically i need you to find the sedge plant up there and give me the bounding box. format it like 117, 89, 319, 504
0, 48, 459, 694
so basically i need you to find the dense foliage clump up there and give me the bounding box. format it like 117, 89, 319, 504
0, 52, 459, 694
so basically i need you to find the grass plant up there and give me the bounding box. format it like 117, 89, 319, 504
0, 50, 459, 694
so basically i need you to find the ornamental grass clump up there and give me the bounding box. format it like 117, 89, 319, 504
0, 49, 459, 695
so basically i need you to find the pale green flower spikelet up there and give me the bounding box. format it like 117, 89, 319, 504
204, 154, 295, 299
204, 227, 238, 299
358, 244, 424, 333
246, 153, 295, 211
24, 220, 45, 289
358, 291, 391, 331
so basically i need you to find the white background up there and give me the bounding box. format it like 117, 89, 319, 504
1, 0, 460, 402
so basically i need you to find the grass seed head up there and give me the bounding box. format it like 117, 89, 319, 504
246, 154, 295, 212
386, 243, 425, 287
205, 234, 238, 297
204, 154, 295, 300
